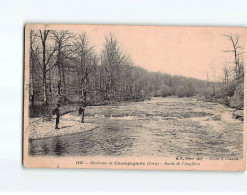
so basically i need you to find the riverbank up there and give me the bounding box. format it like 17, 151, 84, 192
197, 96, 244, 121
203, 73, 244, 121
28, 113, 97, 140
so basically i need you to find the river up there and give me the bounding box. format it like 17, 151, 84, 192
29, 97, 243, 159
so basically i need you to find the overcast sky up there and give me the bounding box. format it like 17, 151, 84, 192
34, 24, 246, 81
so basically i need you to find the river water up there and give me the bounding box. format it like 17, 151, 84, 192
29, 97, 243, 159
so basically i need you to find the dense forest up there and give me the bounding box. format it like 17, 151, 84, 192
28, 30, 244, 116
28, 29, 213, 106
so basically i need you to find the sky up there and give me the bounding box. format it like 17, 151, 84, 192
28, 24, 246, 81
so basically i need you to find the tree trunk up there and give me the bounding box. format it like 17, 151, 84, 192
62, 63, 66, 96
42, 40, 47, 105
29, 30, 34, 107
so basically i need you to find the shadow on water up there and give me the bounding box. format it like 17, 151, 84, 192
52, 137, 66, 156
29, 137, 66, 156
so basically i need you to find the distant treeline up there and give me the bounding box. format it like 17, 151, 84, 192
29, 29, 217, 107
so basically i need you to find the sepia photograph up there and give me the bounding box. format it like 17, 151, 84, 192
23, 24, 246, 171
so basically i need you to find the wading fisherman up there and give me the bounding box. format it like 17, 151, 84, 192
52, 103, 61, 129
79, 104, 85, 123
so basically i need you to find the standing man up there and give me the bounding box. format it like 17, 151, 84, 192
52, 103, 61, 129
79, 104, 85, 123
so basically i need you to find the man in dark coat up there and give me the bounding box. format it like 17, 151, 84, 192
79, 104, 85, 123
52, 103, 61, 129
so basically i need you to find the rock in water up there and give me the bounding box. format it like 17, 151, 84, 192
232, 110, 244, 121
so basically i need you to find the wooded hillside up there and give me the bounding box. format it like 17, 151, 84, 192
205, 34, 245, 111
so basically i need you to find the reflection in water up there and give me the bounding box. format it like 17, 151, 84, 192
29, 139, 36, 156
53, 137, 66, 156
28, 120, 135, 157
42, 144, 49, 154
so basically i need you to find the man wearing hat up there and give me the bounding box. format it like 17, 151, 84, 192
52, 103, 61, 129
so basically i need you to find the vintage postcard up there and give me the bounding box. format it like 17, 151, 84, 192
23, 24, 246, 171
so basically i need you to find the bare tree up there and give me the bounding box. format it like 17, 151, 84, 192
223, 34, 244, 76
222, 64, 232, 84
209, 64, 217, 94
29, 29, 36, 107
50, 30, 75, 100
74, 32, 96, 103
32, 30, 57, 105
101, 34, 126, 98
